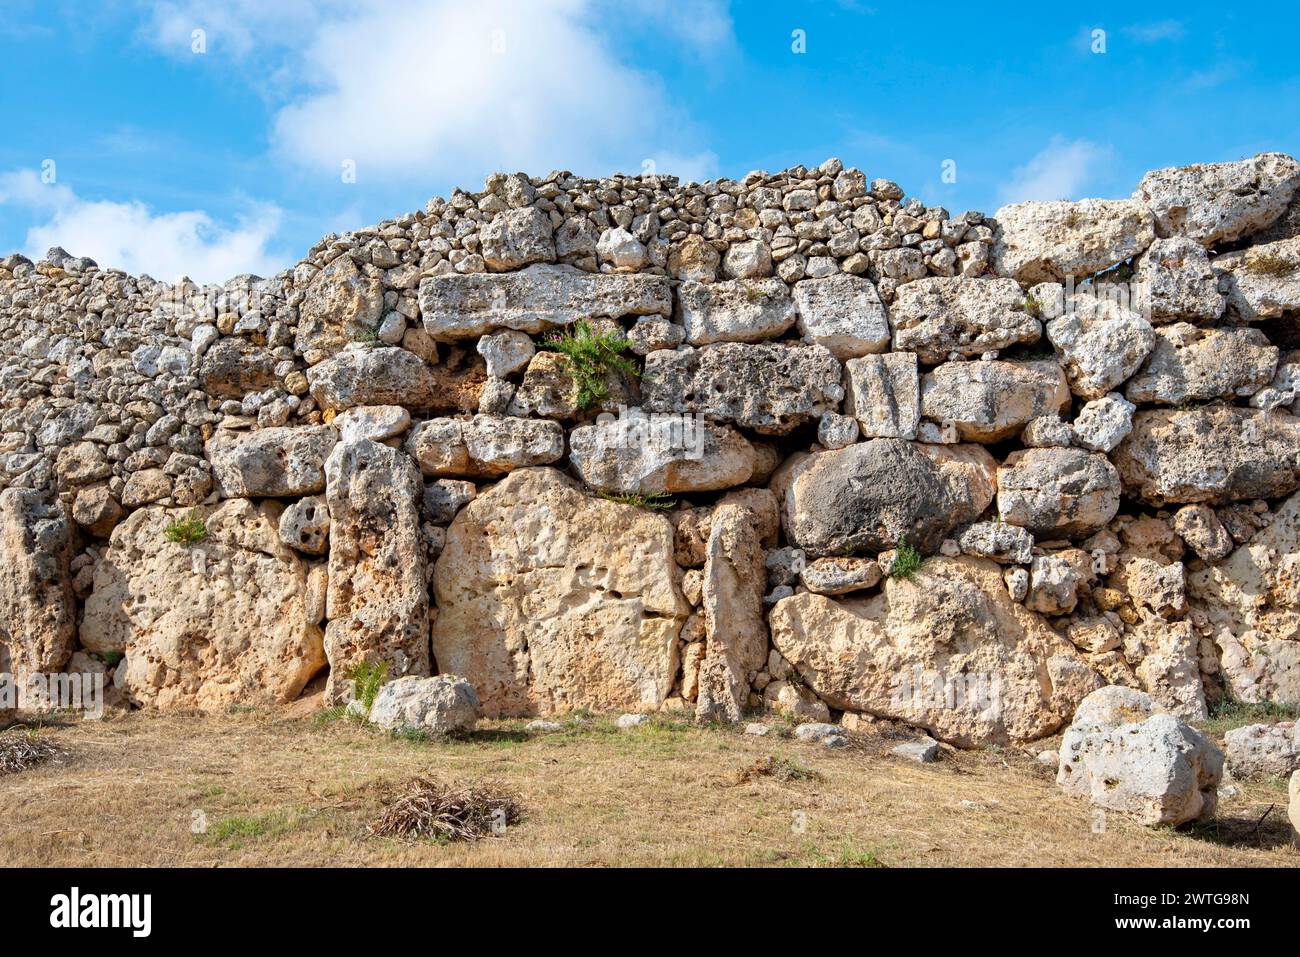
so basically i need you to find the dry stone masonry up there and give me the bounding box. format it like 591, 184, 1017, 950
4, 154, 1300, 807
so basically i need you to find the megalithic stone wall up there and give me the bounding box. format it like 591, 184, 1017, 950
2, 153, 1300, 744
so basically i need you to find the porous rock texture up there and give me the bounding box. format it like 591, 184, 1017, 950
3, 153, 1299, 768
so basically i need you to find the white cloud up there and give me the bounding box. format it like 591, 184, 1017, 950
0, 169, 285, 284
997, 136, 1114, 205
141, 0, 727, 185
1122, 20, 1184, 44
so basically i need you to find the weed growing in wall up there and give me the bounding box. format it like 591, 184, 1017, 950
540, 319, 637, 409
164, 512, 207, 546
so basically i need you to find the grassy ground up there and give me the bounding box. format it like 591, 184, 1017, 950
1, 707, 1295, 867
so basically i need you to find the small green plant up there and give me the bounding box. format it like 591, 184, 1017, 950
312, 706, 349, 727
349, 660, 389, 714
1244, 253, 1297, 278
743, 283, 772, 303
164, 511, 207, 546
540, 318, 638, 409
1201, 694, 1300, 735
889, 538, 924, 580
101, 650, 123, 667
353, 325, 381, 345
1023, 293, 1042, 318
597, 491, 675, 510
1062, 208, 1082, 228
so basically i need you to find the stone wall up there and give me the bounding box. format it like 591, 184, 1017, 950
3, 153, 1300, 745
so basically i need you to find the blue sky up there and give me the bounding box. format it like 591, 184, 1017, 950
1, 1, 1297, 283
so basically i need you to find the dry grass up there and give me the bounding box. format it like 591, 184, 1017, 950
0, 729, 61, 775
0, 709, 1296, 867
367, 777, 522, 843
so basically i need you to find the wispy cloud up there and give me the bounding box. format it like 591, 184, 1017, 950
1122, 20, 1184, 44
997, 136, 1115, 205
0, 169, 285, 283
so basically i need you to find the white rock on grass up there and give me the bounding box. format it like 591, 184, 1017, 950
368, 675, 480, 734
617, 713, 651, 729
1223, 722, 1300, 779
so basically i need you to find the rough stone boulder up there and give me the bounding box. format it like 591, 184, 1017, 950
507, 350, 633, 419
844, 353, 919, 440
80, 499, 325, 710
920, 359, 1070, 443
768, 557, 1099, 747
779, 440, 996, 556
569, 411, 756, 495
890, 276, 1037, 362
1134, 237, 1224, 323
641, 342, 843, 435
676, 278, 796, 346
206, 425, 338, 497
991, 199, 1155, 284
996, 447, 1120, 538
1124, 324, 1277, 405
1056, 686, 1223, 827
1223, 722, 1300, 778
294, 253, 385, 362
695, 502, 769, 722
418, 264, 671, 341
1213, 236, 1300, 323
0, 489, 75, 678
481, 206, 556, 272
1113, 407, 1300, 506
1043, 291, 1155, 400
323, 439, 429, 703
406, 415, 564, 478
791, 273, 891, 359
431, 468, 689, 717
306, 345, 484, 413
1132, 152, 1300, 246
196, 337, 279, 398
368, 675, 480, 734
1188, 490, 1300, 705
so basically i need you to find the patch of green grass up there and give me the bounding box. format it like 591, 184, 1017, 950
392, 726, 431, 744
888, 538, 924, 580
203, 809, 303, 846
1200, 695, 1300, 735
1244, 253, 1297, 278
352, 325, 381, 345
349, 660, 389, 714
1023, 293, 1042, 318
539, 318, 638, 409
311, 706, 349, 728
828, 839, 886, 868
597, 491, 675, 510
163, 511, 207, 546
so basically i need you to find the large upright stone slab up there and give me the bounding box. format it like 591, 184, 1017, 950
696, 502, 769, 723
418, 264, 671, 341
431, 468, 688, 717
323, 439, 429, 703
294, 253, 385, 362
845, 353, 920, 440
641, 342, 843, 435
0, 489, 75, 679
80, 500, 325, 710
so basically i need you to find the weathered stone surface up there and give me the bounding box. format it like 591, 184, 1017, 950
206, 426, 337, 497
1133, 152, 1300, 246
1188, 490, 1300, 704
769, 557, 1097, 747
1025, 554, 1083, 615
920, 359, 1070, 443
1071, 393, 1135, 453
1124, 324, 1277, 405
1044, 292, 1156, 400
792, 274, 890, 359
323, 439, 429, 704
294, 253, 384, 361
569, 410, 756, 495
476, 330, 535, 379
1113, 407, 1300, 506
278, 495, 329, 555
1172, 504, 1234, 562
991, 199, 1155, 284
368, 675, 480, 734
431, 468, 688, 717
80, 500, 325, 709
405, 415, 564, 478
667, 234, 719, 282
799, 557, 882, 596
1134, 237, 1224, 323
481, 206, 555, 271
723, 239, 772, 279
844, 353, 919, 440
780, 440, 996, 556
696, 503, 768, 722
676, 278, 796, 346
508, 350, 632, 419
641, 343, 843, 435
422, 479, 476, 525
1213, 236, 1300, 322
306, 346, 481, 413
817, 411, 859, 449
72, 485, 123, 538
1131, 616, 1206, 721
890, 277, 1037, 362
196, 337, 278, 398
997, 448, 1119, 539
1056, 685, 1222, 827
956, 521, 1034, 564
1291, 772, 1300, 839
1223, 722, 1300, 778
418, 264, 671, 341
334, 405, 411, 443
0, 489, 75, 678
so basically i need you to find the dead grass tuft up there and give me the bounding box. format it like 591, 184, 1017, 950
730, 754, 820, 785
0, 730, 61, 775
366, 776, 522, 844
